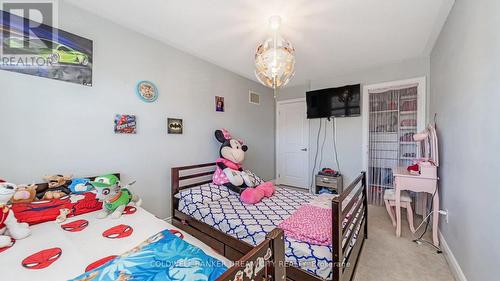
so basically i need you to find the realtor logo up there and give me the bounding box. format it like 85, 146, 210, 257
1, 1, 58, 55
0, 0, 60, 69
0, 0, 92, 86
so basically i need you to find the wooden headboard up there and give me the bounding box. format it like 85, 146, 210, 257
171, 163, 216, 218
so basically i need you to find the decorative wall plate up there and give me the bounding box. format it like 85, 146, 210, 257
136, 81, 158, 102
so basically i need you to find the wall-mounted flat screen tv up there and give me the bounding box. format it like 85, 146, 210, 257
306, 84, 361, 119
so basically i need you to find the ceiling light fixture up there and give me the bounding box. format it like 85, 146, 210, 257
254, 15, 296, 99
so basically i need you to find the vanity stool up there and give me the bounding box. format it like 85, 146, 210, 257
384, 189, 416, 233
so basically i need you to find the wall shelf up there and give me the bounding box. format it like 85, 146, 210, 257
399, 95, 417, 101
400, 111, 417, 114
370, 109, 398, 114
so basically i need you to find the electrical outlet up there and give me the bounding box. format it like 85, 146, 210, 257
438, 209, 449, 223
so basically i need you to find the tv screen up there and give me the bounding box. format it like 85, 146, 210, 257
306, 84, 361, 119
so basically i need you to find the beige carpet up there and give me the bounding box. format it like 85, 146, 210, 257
354, 206, 455, 281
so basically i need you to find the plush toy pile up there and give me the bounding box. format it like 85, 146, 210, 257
9, 174, 92, 205
1, 173, 143, 222
0, 172, 144, 253
213, 129, 275, 204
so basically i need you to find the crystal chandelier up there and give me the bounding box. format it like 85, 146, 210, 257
255, 16, 296, 98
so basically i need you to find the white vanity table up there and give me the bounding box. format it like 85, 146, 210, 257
393, 165, 439, 247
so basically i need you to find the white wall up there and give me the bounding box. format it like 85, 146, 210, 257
279, 58, 429, 187
0, 2, 274, 218
430, 0, 500, 280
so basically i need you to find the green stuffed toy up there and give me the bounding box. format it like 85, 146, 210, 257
90, 174, 142, 219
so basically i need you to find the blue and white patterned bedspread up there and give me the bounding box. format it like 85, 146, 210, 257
179, 187, 363, 280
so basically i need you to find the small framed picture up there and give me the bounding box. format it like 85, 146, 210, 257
215, 96, 224, 112
114, 114, 137, 134
136, 81, 158, 103
167, 118, 183, 134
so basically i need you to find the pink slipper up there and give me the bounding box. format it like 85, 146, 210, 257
241, 188, 265, 204
256, 182, 275, 197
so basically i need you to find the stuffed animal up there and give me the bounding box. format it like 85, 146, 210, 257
213, 129, 275, 204
12, 184, 38, 204
90, 175, 141, 219
0, 180, 31, 248
68, 178, 92, 194
39, 175, 72, 200
55, 208, 71, 223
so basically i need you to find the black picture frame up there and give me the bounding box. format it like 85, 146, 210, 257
167, 118, 183, 134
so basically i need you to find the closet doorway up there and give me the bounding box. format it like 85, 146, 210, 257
362, 77, 426, 205
276, 98, 309, 189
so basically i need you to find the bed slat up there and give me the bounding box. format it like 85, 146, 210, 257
338, 173, 363, 202
179, 170, 215, 181
176, 162, 216, 170
342, 208, 365, 255
342, 198, 364, 237
341, 218, 366, 281
341, 187, 363, 221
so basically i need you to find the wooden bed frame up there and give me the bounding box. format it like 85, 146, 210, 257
171, 163, 368, 281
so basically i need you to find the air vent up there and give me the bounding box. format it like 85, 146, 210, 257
249, 91, 261, 105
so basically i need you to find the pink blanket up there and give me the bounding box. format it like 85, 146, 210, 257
278, 204, 332, 246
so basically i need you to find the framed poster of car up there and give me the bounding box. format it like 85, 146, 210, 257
136, 81, 158, 103
0, 10, 93, 86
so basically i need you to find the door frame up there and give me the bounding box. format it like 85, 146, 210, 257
361, 76, 427, 172
275, 97, 310, 188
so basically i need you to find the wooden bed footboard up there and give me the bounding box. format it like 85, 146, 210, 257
171, 163, 368, 281
331, 172, 368, 281
216, 228, 286, 281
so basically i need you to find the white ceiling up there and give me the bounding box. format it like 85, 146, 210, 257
66, 0, 454, 87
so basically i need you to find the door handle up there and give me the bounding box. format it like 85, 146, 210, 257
301, 148, 308, 151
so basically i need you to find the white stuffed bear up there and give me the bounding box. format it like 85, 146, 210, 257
0, 181, 31, 248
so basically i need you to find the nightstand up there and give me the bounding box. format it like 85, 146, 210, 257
315, 174, 343, 194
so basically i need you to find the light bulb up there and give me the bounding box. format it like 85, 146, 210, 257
269, 15, 282, 31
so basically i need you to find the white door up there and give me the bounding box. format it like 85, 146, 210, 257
277, 99, 309, 189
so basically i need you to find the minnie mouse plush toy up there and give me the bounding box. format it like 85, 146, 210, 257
213, 129, 275, 204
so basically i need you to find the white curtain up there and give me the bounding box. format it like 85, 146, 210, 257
367, 86, 418, 205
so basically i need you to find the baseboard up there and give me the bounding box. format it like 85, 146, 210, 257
439, 231, 468, 281
161, 216, 172, 223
